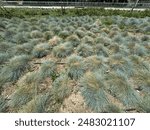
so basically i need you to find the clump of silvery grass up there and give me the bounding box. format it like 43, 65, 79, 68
106, 71, 141, 107
32, 43, 50, 58
19, 93, 49, 113
52, 74, 73, 102
0, 55, 31, 85
8, 85, 34, 109
80, 71, 110, 112
0, 53, 10, 65
66, 34, 80, 47
108, 54, 134, 77
67, 55, 85, 80
53, 42, 73, 58
0, 96, 7, 112
30, 30, 43, 38
76, 44, 94, 57
84, 55, 108, 72
38, 60, 57, 81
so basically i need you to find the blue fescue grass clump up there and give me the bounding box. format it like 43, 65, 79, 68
142, 42, 150, 52
76, 44, 94, 57
113, 34, 125, 44
91, 26, 101, 33
32, 94, 49, 113
129, 55, 149, 71
8, 86, 34, 108
32, 43, 50, 58
48, 36, 62, 47
0, 53, 10, 65
95, 36, 111, 46
110, 24, 120, 31
20, 94, 49, 113
126, 18, 139, 26
133, 45, 148, 56
52, 26, 62, 35
77, 27, 86, 31
53, 42, 74, 58
83, 23, 91, 30
18, 21, 30, 31
4, 29, 16, 42
0, 33, 4, 42
80, 71, 110, 112
143, 26, 150, 33
141, 35, 149, 42
127, 42, 136, 53
0, 96, 7, 112
13, 43, 34, 55
38, 60, 57, 81
0, 21, 6, 29
37, 18, 48, 25
108, 43, 120, 54
44, 31, 54, 41
59, 30, 70, 39
30, 25, 40, 32
52, 74, 73, 101
66, 34, 80, 47
0, 55, 31, 84
103, 104, 121, 113
67, 55, 86, 80
39, 24, 50, 32
24, 72, 38, 85
29, 38, 43, 46
134, 69, 150, 93
128, 36, 140, 43
106, 71, 141, 107
108, 54, 134, 77
13, 33, 28, 44
108, 30, 118, 38
139, 95, 150, 112
0, 42, 13, 53
30, 30, 43, 38
81, 36, 94, 46
18, 26, 30, 33
85, 31, 96, 38
94, 44, 109, 57
84, 55, 108, 72
24, 32, 32, 40
121, 31, 129, 37
75, 29, 85, 38
118, 45, 130, 56
65, 26, 75, 34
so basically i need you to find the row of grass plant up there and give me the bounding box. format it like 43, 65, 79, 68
0, 8, 150, 18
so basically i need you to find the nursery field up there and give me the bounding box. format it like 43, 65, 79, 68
0, 11, 150, 113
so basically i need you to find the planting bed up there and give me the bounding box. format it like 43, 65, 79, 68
0, 14, 150, 112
